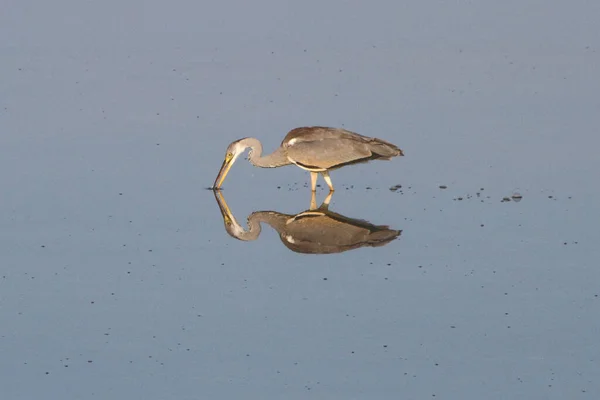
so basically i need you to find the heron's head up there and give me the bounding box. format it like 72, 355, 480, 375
212, 139, 249, 189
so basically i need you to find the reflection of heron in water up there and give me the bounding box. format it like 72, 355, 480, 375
214, 191, 401, 255
213, 126, 403, 191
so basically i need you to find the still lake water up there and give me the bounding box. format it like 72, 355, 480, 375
1, 1, 599, 399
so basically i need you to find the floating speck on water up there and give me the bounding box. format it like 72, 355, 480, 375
501, 197, 511, 202
439, 185, 447, 189
389, 184, 402, 191
512, 193, 522, 202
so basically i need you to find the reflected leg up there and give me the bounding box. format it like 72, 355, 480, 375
310, 190, 318, 210
321, 191, 333, 210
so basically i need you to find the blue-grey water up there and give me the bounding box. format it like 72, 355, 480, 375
1, 1, 599, 399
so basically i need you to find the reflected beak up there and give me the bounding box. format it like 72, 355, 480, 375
213, 190, 233, 224
213, 157, 234, 189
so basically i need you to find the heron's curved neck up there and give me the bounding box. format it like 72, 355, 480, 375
240, 137, 290, 168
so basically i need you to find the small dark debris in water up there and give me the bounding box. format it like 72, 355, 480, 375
512, 193, 522, 202
41, 245, 46, 248
439, 185, 447, 189
480, 188, 484, 191
450, 325, 456, 329
323, 277, 327, 280
366, 186, 372, 190
389, 184, 402, 191
383, 344, 388, 348
277, 186, 281, 189
548, 195, 553, 199
501, 197, 511, 202
480, 224, 484, 227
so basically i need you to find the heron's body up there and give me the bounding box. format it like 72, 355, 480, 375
213, 126, 403, 191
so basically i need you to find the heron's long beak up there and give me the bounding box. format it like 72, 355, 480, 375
213, 157, 234, 189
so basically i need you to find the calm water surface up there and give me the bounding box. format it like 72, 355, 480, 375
1, 1, 599, 399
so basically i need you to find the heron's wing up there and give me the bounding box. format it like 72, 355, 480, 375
286, 138, 373, 170
283, 127, 371, 143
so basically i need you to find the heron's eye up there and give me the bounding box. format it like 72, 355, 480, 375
227, 152, 233, 159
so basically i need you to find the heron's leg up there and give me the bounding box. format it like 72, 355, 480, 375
321, 171, 334, 192
309, 191, 318, 210
310, 172, 318, 192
